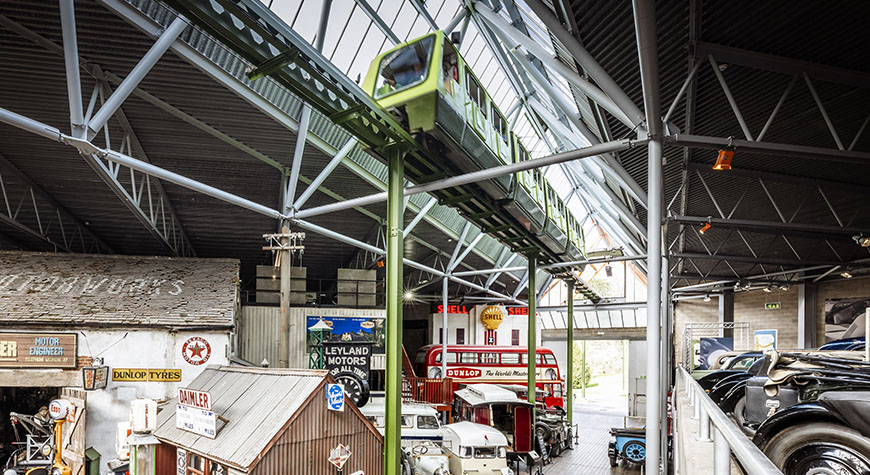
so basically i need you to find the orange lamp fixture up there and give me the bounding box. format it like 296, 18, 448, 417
713, 149, 734, 170
700, 222, 712, 234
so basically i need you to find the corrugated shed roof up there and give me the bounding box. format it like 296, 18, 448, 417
153, 366, 331, 471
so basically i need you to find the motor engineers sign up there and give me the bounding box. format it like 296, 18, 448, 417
0, 333, 76, 368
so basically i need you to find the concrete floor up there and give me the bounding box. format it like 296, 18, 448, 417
542, 396, 640, 474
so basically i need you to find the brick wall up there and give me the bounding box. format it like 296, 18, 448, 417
0, 251, 239, 328
674, 276, 870, 360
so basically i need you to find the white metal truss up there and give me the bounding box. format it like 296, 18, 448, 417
0, 152, 112, 254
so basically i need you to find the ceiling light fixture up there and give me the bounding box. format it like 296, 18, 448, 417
713, 149, 734, 171
841, 271, 853, 279
853, 235, 870, 247
700, 222, 712, 234
703, 294, 711, 302
763, 286, 772, 293
605, 264, 613, 277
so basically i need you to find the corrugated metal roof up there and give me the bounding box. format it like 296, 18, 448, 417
153, 366, 330, 471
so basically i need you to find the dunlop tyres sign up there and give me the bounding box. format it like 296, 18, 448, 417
113, 368, 181, 382
0, 333, 76, 368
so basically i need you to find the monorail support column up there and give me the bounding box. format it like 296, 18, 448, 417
527, 250, 539, 405
384, 146, 405, 475
566, 279, 575, 427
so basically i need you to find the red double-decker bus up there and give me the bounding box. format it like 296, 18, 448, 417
413, 344, 564, 408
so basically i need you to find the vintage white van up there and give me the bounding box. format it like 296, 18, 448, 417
360, 401, 443, 446
441, 421, 514, 475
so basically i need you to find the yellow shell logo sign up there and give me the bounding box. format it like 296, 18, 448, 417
480, 305, 505, 330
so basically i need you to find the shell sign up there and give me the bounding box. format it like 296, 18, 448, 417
480, 305, 506, 330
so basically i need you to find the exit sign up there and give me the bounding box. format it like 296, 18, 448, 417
765, 302, 781, 310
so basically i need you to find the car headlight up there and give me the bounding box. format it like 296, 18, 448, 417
51, 468, 63, 475
41, 444, 52, 457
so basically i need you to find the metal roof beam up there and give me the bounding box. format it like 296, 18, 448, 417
670, 215, 870, 237
353, 0, 400, 45
93, 77, 195, 256
294, 139, 639, 218
87, 17, 187, 140
524, 0, 646, 130
671, 252, 862, 268
686, 162, 870, 194
290, 218, 521, 303
409, 0, 439, 31
59, 0, 85, 138
0, 153, 112, 254
694, 41, 870, 90
668, 134, 870, 165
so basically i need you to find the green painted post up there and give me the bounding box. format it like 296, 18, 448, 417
566, 279, 574, 426
384, 146, 404, 475
581, 340, 587, 400
527, 251, 538, 404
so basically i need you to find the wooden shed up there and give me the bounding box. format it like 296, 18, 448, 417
152, 366, 383, 474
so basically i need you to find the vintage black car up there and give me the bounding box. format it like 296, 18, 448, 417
735, 351, 870, 474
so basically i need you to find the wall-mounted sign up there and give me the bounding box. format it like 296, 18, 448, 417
506, 306, 529, 316
307, 316, 385, 354
328, 444, 352, 469
0, 333, 77, 368
113, 368, 181, 382
113, 368, 148, 382
176, 447, 187, 475
326, 383, 345, 412
480, 305, 505, 330
765, 302, 781, 310
175, 404, 216, 439
754, 329, 778, 351
431, 304, 470, 314
323, 342, 372, 382
83, 366, 109, 390
178, 387, 212, 411
148, 369, 182, 382
181, 337, 211, 366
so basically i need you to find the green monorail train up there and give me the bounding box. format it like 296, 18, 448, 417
363, 31, 585, 263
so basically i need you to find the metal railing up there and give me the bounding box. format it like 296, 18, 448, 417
677, 366, 782, 474
401, 377, 454, 405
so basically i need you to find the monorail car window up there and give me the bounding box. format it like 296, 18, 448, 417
442, 38, 460, 95
465, 71, 487, 118
492, 108, 508, 142
460, 352, 479, 363
374, 35, 434, 99
502, 353, 520, 364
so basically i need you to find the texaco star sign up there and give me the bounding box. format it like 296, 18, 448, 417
182, 337, 211, 365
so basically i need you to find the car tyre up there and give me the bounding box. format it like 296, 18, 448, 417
534, 422, 551, 442
763, 422, 870, 475
733, 395, 747, 428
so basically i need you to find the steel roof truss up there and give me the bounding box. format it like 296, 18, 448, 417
0, 153, 111, 254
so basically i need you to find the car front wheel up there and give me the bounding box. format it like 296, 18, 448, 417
764, 422, 870, 475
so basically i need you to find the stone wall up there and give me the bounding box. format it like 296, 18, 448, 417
674, 276, 870, 361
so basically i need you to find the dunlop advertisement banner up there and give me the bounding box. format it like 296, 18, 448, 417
0, 333, 77, 368
112, 368, 181, 382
